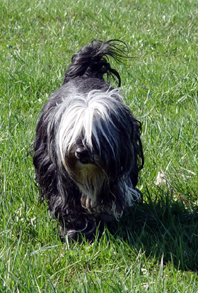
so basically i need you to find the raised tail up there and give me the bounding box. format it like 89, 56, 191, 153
63, 39, 128, 87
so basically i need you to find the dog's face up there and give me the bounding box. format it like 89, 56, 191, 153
53, 89, 121, 204
45, 86, 142, 217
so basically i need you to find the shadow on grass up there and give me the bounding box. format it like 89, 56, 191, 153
106, 187, 198, 272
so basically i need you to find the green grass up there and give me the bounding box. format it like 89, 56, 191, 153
0, 0, 198, 291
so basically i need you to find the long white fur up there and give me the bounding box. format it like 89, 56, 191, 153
56, 88, 124, 167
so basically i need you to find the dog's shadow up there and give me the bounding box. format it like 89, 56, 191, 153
106, 190, 198, 272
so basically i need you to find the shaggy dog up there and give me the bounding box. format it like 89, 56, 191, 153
33, 40, 144, 242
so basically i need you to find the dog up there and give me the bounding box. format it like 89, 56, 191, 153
33, 40, 144, 243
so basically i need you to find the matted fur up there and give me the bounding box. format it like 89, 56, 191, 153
33, 40, 144, 242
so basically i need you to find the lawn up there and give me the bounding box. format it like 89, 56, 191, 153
0, 0, 198, 292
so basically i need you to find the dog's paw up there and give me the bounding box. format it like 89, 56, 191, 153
60, 217, 104, 243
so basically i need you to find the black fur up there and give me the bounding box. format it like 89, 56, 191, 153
33, 40, 144, 243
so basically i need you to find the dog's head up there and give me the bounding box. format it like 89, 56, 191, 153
49, 86, 143, 216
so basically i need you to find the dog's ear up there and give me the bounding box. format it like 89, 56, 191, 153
63, 40, 128, 87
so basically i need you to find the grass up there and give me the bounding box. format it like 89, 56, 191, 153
0, 0, 198, 291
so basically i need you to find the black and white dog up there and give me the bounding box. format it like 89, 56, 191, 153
33, 40, 144, 242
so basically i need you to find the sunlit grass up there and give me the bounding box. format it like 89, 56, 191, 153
0, 0, 198, 291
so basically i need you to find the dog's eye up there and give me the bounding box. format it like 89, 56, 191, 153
75, 148, 90, 164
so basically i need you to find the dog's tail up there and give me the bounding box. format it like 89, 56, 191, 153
63, 40, 128, 87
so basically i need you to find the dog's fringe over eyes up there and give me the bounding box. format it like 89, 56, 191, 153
33, 40, 144, 243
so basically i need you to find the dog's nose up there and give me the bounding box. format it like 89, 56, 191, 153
75, 148, 90, 164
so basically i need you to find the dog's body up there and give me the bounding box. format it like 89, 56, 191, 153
33, 40, 144, 242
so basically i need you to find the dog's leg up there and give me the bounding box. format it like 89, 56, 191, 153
52, 204, 103, 243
